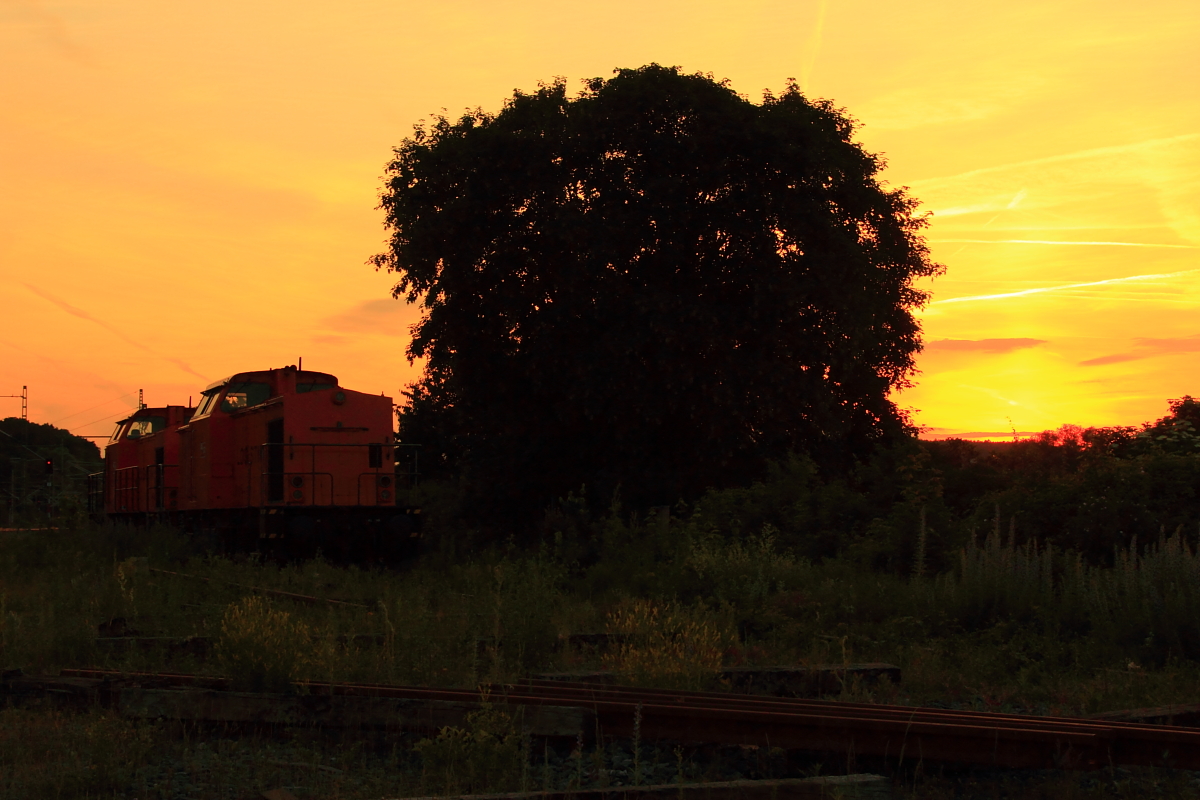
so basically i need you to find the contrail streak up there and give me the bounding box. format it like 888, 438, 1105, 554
23, 283, 208, 380
910, 134, 1200, 189
930, 239, 1197, 249
930, 268, 1200, 305
801, 0, 828, 95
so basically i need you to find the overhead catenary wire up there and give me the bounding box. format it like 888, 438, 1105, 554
71, 408, 139, 438
49, 392, 138, 426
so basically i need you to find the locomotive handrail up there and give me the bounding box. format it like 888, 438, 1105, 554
145, 463, 179, 512
110, 464, 141, 513
356, 471, 397, 506
93, 439, 420, 516
251, 441, 417, 508
105, 463, 180, 513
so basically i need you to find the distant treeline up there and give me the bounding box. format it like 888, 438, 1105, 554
0, 417, 102, 524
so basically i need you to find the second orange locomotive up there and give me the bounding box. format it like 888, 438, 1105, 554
92, 365, 419, 559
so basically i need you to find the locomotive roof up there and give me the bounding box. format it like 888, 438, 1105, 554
201, 368, 339, 392
114, 406, 183, 424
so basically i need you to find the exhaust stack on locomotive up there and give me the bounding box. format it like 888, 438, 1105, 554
89, 366, 420, 559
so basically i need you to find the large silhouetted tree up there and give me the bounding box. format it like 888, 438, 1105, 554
372, 65, 942, 521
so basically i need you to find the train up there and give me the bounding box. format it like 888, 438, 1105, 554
88, 365, 421, 559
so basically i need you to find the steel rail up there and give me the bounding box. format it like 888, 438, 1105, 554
510, 678, 1178, 736
500, 679, 1200, 769
58, 669, 1200, 770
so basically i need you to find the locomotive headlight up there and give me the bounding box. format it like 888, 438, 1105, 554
290, 476, 304, 488
292, 489, 304, 500
380, 490, 391, 500
378, 476, 392, 488
332, 391, 346, 405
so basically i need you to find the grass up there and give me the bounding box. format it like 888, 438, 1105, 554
5, 518, 1200, 797
0, 706, 154, 798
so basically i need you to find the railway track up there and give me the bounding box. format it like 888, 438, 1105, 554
40, 669, 1200, 771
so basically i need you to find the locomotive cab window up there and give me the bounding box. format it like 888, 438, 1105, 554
192, 391, 220, 419
220, 382, 272, 413
296, 379, 336, 393
127, 417, 165, 439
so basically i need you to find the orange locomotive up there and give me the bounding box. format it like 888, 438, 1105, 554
90, 366, 419, 559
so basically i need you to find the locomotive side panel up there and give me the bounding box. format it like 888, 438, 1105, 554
206, 407, 237, 509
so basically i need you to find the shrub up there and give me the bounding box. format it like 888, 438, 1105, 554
414, 703, 524, 795
686, 525, 808, 610
214, 595, 312, 692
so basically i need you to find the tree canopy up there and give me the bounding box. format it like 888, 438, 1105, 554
372, 65, 943, 520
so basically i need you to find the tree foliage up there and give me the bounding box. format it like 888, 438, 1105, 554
0, 417, 102, 523
372, 65, 943, 520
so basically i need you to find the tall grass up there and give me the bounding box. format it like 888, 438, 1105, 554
0, 708, 154, 799
602, 598, 733, 689
7, 518, 1200, 716
931, 530, 1200, 665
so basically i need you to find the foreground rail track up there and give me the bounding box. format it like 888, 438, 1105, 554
37, 669, 1200, 771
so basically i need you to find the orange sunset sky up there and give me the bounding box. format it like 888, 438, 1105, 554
2, 0, 1198, 441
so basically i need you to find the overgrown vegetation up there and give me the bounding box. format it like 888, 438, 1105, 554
5, 399, 1200, 797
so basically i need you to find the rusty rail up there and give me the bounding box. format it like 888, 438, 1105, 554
397, 775, 893, 800
51, 669, 1200, 771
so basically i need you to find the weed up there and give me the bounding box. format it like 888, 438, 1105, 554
214, 595, 312, 692
603, 598, 733, 689
414, 701, 524, 795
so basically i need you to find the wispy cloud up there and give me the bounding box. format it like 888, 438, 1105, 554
931, 269, 1200, 306
926, 338, 1047, 353
320, 298, 421, 335
933, 189, 1027, 218
6, 0, 96, 66
860, 74, 1047, 131
23, 284, 206, 380
910, 134, 1200, 191
1081, 335, 1200, 367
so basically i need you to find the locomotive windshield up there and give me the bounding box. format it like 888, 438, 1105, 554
127, 417, 165, 438
193, 391, 220, 419
109, 416, 166, 441
220, 381, 272, 413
